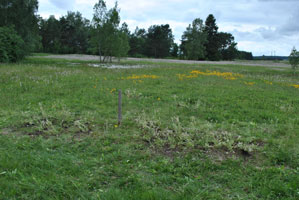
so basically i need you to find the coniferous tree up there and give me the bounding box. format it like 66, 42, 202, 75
170, 43, 179, 58
39, 16, 61, 53
204, 14, 221, 61
145, 24, 174, 58
59, 12, 90, 54
128, 27, 147, 57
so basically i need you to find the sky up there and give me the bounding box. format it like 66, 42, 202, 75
38, 0, 299, 56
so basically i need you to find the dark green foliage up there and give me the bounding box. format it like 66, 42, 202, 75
59, 12, 90, 54
237, 51, 254, 60
218, 32, 238, 60
204, 14, 222, 61
39, 12, 90, 54
180, 18, 207, 60
0, 0, 40, 52
145, 24, 174, 58
170, 43, 179, 58
0, 26, 25, 62
128, 27, 147, 57
39, 16, 61, 53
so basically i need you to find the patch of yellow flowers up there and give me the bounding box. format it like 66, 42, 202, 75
176, 74, 198, 80
177, 70, 243, 80
123, 74, 159, 80
244, 82, 255, 86
190, 70, 243, 80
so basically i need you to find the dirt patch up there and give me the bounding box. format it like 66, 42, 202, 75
0, 128, 12, 135
87, 63, 148, 69
205, 147, 254, 162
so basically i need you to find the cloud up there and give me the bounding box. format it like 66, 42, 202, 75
49, 0, 73, 10
278, 9, 299, 36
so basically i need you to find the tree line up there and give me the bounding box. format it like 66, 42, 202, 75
0, 0, 254, 62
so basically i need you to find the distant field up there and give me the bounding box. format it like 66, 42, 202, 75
0, 56, 298, 199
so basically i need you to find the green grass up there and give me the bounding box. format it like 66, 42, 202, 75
0, 57, 298, 199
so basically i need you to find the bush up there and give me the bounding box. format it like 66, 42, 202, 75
289, 47, 299, 72
0, 26, 26, 62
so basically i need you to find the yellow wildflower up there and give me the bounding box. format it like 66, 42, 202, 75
176, 74, 198, 80
189, 70, 243, 80
244, 82, 255, 86
126, 74, 159, 80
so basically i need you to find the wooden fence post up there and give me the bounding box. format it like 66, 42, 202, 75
118, 89, 122, 125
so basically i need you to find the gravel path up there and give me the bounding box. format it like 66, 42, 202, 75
40, 54, 290, 69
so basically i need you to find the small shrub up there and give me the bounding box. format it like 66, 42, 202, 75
0, 26, 26, 63
289, 47, 299, 72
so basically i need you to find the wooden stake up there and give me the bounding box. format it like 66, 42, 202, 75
118, 89, 122, 125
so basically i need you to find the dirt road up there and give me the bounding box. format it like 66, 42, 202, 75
41, 54, 290, 69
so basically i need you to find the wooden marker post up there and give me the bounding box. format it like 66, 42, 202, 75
118, 90, 122, 125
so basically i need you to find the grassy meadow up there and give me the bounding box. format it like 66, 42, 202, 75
0, 56, 298, 199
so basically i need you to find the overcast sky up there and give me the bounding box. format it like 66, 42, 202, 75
38, 0, 299, 56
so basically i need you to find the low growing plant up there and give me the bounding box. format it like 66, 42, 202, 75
289, 47, 299, 73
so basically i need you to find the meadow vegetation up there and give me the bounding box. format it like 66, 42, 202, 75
0, 57, 298, 199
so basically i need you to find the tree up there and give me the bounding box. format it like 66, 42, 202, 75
0, 26, 25, 62
120, 22, 130, 37
59, 12, 90, 54
289, 47, 299, 73
91, 0, 129, 62
218, 32, 238, 60
145, 24, 174, 58
180, 18, 207, 60
0, 0, 40, 52
237, 51, 253, 60
39, 15, 61, 53
128, 27, 147, 57
170, 43, 179, 58
204, 14, 221, 61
